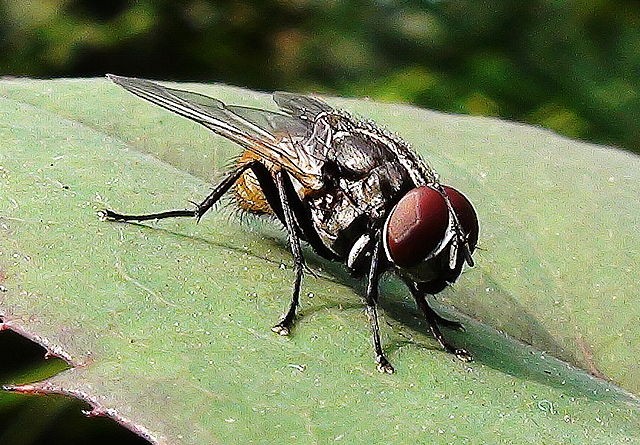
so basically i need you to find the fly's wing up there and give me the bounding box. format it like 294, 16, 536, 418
225, 105, 311, 140
107, 75, 324, 189
273, 92, 334, 121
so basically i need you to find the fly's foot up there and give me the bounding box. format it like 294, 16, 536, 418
272, 309, 296, 336
439, 341, 473, 362
271, 323, 290, 336
454, 348, 473, 362
97, 209, 119, 222
376, 355, 395, 374
447, 348, 473, 363
429, 323, 472, 362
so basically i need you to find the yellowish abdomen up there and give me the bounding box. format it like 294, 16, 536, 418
234, 150, 273, 215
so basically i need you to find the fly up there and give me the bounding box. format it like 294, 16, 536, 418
99, 75, 479, 373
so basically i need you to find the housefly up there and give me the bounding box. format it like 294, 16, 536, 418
99, 75, 479, 373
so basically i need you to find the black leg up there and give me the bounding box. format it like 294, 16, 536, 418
98, 162, 255, 223
365, 234, 394, 374
271, 170, 305, 336
408, 282, 472, 362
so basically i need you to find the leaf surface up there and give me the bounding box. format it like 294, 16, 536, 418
1, 79, 638, 444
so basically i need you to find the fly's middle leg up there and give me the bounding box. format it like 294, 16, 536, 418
365, 235, 394, 374
271, 170, 304, 336
98, 162, 256, 223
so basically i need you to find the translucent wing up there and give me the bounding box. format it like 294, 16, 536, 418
226, 104, 310, 140
107, 75, 324, 189
273, 92, 334, 121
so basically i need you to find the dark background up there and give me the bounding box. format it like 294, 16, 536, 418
1, 1, 639, 444
1, 0, 639, 153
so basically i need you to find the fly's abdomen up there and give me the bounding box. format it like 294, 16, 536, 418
234, 150, 273, 215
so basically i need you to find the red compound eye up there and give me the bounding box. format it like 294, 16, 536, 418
442, 186, 479, 253
386, 186, 449, 267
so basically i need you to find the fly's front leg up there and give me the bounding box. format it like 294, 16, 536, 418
271, 170, 305, 336
98, 162, 255, 223
408, 282, 472, 362
415, 285, 465, 331
365, 234, 394, 374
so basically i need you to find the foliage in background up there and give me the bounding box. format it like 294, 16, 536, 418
0, 0, 638, 153
0, 333, 147, 445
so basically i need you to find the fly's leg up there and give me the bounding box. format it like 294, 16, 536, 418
271, 170, 304, 336
410, 287, 472, 362
365, 235, 394, 374
98, 162, 256, 223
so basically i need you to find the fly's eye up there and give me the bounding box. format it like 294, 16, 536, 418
442, 185, 479, 252
386, 186, 449, 267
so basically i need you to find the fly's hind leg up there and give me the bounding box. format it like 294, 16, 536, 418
270, 170, 305, 336
98, 162, 256, 223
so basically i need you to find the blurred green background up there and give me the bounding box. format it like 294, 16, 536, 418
1, 0, 639, 152
1, 1, 639, 443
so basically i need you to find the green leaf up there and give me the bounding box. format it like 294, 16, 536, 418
1, 78, 638, 444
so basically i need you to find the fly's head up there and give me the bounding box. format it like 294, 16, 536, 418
383, 185, 479, 294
